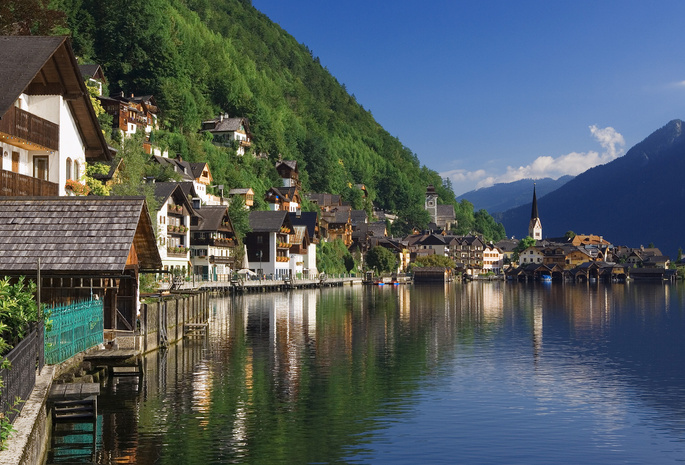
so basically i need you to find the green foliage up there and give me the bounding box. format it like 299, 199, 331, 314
511, 236, 537, 263
564, 230, 576, 240
365, 246, 398, 274
410, 255, 455, 270
227, 196, 251, 242
0, 276, 43, 353
0, 0, 66, 35
317, 240, 353, 275
473, 209, 506, 242
110, 135, 159, 221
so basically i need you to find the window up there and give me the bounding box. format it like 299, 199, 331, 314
66, 158, 72, 180
73, 161, 80, 180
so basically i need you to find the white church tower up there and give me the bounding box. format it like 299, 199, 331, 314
528, 184, 542, 240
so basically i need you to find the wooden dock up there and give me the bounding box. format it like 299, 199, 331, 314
49, 383, 99, 422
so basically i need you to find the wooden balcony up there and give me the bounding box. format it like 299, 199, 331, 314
0, 169, 58, 196
0, 107, 59, 151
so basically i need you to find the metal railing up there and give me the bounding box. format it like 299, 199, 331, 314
45, 299, 103, 365
0, 322, 44, 423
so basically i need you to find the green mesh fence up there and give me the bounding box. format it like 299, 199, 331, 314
45, 299, 104, 365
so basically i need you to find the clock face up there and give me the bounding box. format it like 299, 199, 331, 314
428, 200, 434, 206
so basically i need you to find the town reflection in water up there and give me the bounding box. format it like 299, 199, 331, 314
47, 282, 685, 464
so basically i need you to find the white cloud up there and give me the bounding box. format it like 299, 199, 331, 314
442, 126, 625, 195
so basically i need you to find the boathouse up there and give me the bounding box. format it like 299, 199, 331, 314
0, 196, 161, 332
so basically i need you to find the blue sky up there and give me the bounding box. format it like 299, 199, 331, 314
252, 1, 685, 196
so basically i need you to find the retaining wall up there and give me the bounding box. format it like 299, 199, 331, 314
140, 291, 209, 353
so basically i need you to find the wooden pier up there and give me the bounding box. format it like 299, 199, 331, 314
178, 276, 363, 295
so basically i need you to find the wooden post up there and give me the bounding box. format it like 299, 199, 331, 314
36, 258, 41, 318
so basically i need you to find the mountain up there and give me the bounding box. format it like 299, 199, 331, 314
456, 176, 573, 214
496, 120, 685, 257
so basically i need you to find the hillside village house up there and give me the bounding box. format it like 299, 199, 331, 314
154, 182, 195, 275
98, 92, 161, 154
201, 114, 252, 155
0, 36, 111, 197
228, 187, 254, 208
150, 154, 214, 204
0, 197, 161, 332
289, 211, 319, 278
483, 243, 503, 274
190, 203, 238, 280
245, 211, 295, 278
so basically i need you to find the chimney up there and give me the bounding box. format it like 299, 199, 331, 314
192, 198, 201, 210
219, 113, 223, 122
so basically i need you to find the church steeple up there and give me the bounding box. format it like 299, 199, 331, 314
528, 184, 542, 240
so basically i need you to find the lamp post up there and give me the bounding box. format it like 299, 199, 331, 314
258, 250, 263, 281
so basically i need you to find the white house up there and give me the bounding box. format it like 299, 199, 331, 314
246, 211, 294, 278
519, 246, 545, 266
154, 182, 195, 275
0, 36, 111, 197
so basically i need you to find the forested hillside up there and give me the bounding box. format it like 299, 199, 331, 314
43, 0, 504, 239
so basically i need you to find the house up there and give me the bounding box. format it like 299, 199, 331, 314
78, 63, 107, 96
0, 197, 161, 332
265, 186, 300, 212
0, 36, 111, 197
308, 192, 342, 211
289, 211, 319, 278
276, 160, 299, 188
150, 155, 214, 204
190, 203, 237, 280
495, 238, 519, 265
245, 211, 295, 278
483, 243, 503, 274
321, 208, 353, 246
201, 114, 252, 155
98, 92, 160, 154
518, 246, 544, 266
228, 187, 254, 208
153, 182, 195, 274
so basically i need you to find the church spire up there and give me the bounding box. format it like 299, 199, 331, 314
528, 184, 542, 240
531, 184, 539, 221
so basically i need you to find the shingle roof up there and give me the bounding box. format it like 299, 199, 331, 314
289, 212, 318, 239
0, 197, 161, 273
193, 205, 230, 232
249, 211, 289, 232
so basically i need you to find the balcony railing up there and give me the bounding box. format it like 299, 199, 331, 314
0, 106, 59, 150
0, 169, 58, 196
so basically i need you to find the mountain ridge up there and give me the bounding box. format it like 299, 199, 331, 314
496, 119, 685, 257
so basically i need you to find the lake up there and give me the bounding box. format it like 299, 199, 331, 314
48, 282, 685, 464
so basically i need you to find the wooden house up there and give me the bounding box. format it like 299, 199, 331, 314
150, 155, 214, 204
98, 93, 160, 153
289, 211, 319, 278
0, 197, 161, 331
190, 204, 237, 280
153, 182, 195, 275
276, 160, 299, 188
0, 36, 111, 197
228, 187, 254, 208
78, 63, 107, 96
265, 186, 300, 212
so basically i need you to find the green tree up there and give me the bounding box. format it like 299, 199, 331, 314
511, 236, 537, 263
365, 246, 397, 274
410, 255, 455, 270
564, 230, 576, 240
228, 196, 251, 242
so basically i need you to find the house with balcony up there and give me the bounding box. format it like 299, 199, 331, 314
150, 154, 214, 204
245, 211, 295, 278
154, 182, 195, 275
201, 114, 252, 155
98, 92, 160, 154
190, 203, 237, 280
265, 186, 301, 212
0, 36, 111, 197
289, 211, 319, 278
276, 160, 299, 188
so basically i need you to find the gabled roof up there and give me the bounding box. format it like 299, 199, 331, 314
350, 209, 368, 225
78, 64, 107, 83
193, 205, 231, 232
189, 162, 210, 180
0, 36, 110, 161
266, 187, 299, 202
229, 188, 254, 195
150, 156, 195, 182
418, 234, 447, 246
289, 211, 318, 239
308, 193, 341, 207
201, 115, 250, 133
153, 182, 195, 212
249, 210, 290, 232
0, 197, 161, 273
436, 204, 455, 218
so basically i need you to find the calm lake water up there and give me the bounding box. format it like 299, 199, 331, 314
48, 282, 685, 464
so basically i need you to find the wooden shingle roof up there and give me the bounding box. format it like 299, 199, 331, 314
0, 197, 161, 273
249, 211, 290, 232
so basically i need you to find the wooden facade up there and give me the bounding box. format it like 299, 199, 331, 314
0, 106, 59, 151
0, 169, 58, 196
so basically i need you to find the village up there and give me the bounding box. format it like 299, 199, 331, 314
0, 34, 680, 462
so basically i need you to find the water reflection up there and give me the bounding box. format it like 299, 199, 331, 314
48, 282, 685, 464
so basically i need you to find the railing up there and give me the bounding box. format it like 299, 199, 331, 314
0, 322, 44, 423
44, 299, 103, 365
0, 169, 58, 196
0, 106, 59, 150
